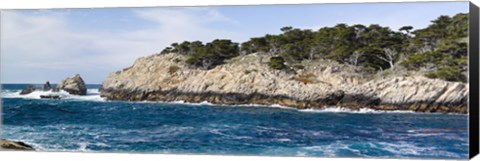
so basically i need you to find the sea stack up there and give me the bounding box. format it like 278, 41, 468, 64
100, 53, 468, 113
43, 81, 52, 91
19, 85, 36, 95
55, 74, 87, 95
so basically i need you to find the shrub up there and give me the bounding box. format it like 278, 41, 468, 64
267, 56, 287, 70
168, 65, 181, 75
425, 66, 466, 82
173, 58, 182, 63
291, 63, 305, 69
244, 69, 258, 74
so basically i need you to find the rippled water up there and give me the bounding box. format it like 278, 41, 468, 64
1, 84, 469, 159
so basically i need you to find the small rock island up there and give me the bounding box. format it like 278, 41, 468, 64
19, 74, 87, 99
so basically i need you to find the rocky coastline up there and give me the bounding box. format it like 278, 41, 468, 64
100, 53, 468, 113
1, 139, 35, 151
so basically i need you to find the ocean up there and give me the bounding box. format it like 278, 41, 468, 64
1, 84, 469, 159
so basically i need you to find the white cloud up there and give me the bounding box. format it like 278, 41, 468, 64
1, 8, 241, 83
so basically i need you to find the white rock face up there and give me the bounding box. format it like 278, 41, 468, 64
100, 53, 468, 113
56, 74, 87, 95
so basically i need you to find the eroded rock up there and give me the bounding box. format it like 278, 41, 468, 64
56, 74, 87, 95
100, 53, 468, 113
19, 86, 36, 95
43, 81, 52, 91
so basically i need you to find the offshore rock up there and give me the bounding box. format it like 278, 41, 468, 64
43, 81, 52, 91
19, 85, 36, 95
100, 53, 468, 113
55, 74, 87, 95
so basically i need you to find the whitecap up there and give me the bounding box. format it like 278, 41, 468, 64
1, 89, 105, 102
298, 107, 417, 114
77, 142, 90, 152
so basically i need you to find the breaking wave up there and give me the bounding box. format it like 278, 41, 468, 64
1, 89, 457, 114
1, 89, 104, 102
298, 107, 417, 114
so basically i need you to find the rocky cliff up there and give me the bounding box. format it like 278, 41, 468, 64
100, 53, 468, 113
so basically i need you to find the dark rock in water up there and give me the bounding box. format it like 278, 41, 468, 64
43, 81, 52, 91
40, 95, 61, 99
19, 85, 36, 95
55, 74, 87, 95
1, 139, 34, 151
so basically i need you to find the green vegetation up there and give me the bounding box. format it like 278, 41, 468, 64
267, 56, 287, 70
161, 13, 468, 82
162, 39, 239, 69
244, 69, 258, 74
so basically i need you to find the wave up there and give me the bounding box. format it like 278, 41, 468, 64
294, 141, 464, 158
298, 107, 417, 114
134, 99, 428, 114
1, 89, 105, 102
157, 100, 423, 114
2, 89, 456, 114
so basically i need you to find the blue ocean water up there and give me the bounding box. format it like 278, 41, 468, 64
1, 84, 469, 159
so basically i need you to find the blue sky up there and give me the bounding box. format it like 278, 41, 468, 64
1, 1, 468, 84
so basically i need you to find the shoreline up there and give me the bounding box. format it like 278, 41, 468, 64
100, 88, 467, 114
2, 86, 467, 114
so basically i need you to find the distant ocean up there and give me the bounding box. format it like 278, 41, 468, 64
1, 84, 469, 159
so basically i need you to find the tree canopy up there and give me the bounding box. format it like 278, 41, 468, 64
160, 13, 468, 82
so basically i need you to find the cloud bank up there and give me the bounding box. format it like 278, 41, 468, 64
1, 8, 240, 83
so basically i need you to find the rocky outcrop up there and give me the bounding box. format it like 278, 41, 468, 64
55, 74, 87, 95
100, 53, 468, 113
19, 86, 36, 95
19, 81, 53, 95
40, 95, 61, 99
1, 139, 34, 151
43, 81, 52, 91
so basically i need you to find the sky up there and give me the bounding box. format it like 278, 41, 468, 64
0, 1, 469, 84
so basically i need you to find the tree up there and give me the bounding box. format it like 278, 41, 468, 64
399, 26, 413, 34
349, 51, 362, 67
188, 39, 238, 68
280, 26, 293, 32
376, 48, 398, 70
158, 13, 468, 82
267, 56, 287, 70
240, 37, 268, 55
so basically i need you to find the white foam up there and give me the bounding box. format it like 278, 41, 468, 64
1, 89, 105, 102
277, 138, 292, 142
77, 142, 90, 152
235, 103, 297, 110
149, 100, 422, 114
2, 89, 448, 114
298, 107, 417, 114
376, 141, 436, 156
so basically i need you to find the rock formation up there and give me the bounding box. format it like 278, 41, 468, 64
100, 53, 468, 113
19, 85, 36, 95
1, 139, 34, 151
43, 81, 52, 91
55, 74, 87, 95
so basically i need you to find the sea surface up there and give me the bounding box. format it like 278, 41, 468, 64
1, 84, 469, 159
